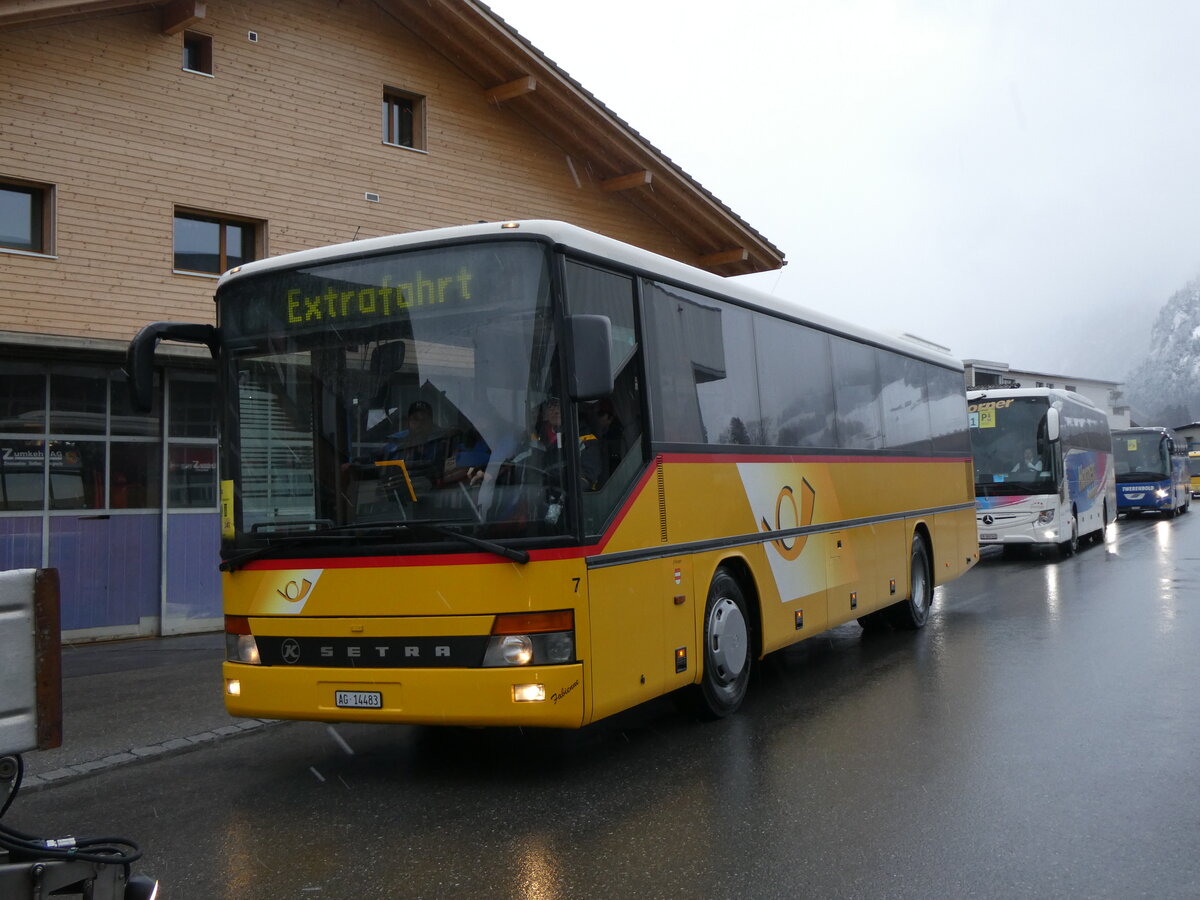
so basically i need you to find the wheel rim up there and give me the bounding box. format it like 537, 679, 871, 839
707, 596, 748, 685
912, 551, 930, 614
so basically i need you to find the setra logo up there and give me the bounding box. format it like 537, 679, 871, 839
280, 638, 302, 665
760, 479, 816, 561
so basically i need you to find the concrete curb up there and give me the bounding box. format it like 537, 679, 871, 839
19, 718, 290, 792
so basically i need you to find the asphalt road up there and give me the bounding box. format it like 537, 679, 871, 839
7, 512, 1200, 899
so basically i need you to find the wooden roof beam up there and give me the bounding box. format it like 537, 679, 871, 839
697, 248, 749, 269
160, 0, 205, 36
485, 75, 536, 103
600, 170, 652, 192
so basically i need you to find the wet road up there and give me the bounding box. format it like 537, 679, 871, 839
12, 513, 1200, 899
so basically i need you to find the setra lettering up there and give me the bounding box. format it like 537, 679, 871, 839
316, 644, 452, 660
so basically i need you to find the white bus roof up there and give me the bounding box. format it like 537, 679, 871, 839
967, 386, 1105, 413
217, 220, 963, 370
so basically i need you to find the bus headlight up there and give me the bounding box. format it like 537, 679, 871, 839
482, 610, 575, 667
1155, 489, 1170, 499
224, 615, 261, 664
225, 633, 261, 665
1035, 510, 1055, 525
497, 635, 533, 666
482, 632, 575, 666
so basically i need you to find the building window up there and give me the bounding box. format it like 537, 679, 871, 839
382, 89, 425, 150
182, 32, 213, 75
174, 211, 258, 275
0, 367, 163, 512
167, 371, 218, 509
1, 180, 52, 254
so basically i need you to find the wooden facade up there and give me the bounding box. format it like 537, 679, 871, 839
0, 0, 782, 639
0, 0, 783, 348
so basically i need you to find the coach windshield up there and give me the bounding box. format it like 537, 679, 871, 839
216, 240, 580, 552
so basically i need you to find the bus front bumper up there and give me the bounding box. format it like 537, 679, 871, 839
222, 661, 586, 728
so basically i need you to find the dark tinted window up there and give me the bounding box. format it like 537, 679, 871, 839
929, 366, 970, 454
880, 350, 933, 454
0, 370, 46, 432
643, 281, 763, 445
831, 336, 883, 450
169, 373, 218, 438
755, 318, 836, 448
50, 374, 106, 435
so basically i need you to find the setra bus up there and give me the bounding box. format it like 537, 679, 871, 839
1112, 426, 1190, 516
127, 220, 978, 727
967, 388, 1116, 555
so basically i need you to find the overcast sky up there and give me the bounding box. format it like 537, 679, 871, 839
484, 0, 1200, 380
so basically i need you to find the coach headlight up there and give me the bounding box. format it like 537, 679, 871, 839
1155, 488, 1170, 499
224, 615, 261, 664
493, 635, 533, 666
1035, 509, 1055, 525
482, 611, 575, 667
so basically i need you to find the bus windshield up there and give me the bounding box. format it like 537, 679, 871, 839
217, 240, 575, 545
1114, 433, 1168, 482
969, 396, 1057, 496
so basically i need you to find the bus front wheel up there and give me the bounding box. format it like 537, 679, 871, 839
1059, 516, 1078, 556
889, 533, 933, 630
693, 567, 752, 719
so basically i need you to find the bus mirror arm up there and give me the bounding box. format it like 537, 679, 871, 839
564, 314, 613, 401
125, 321, 219, 412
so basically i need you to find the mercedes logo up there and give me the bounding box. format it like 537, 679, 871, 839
982, 515, 995, 526
281, 638, 301, 665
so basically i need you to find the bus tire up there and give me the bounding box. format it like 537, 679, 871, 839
888, 533, 933, 630
1059, 516, 1078, 556
693, 567, 752, 719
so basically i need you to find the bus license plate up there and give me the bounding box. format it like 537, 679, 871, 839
335, 690, 382, 709
979, 533, 997, 541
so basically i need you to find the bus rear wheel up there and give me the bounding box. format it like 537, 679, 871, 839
693, 567, 752, 719
888, 533, 933, 630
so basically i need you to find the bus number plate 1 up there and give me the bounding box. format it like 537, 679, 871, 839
335, 690, 382, 709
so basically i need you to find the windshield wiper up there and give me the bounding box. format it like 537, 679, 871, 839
221, 520, 530, 572
320, 520, 530, 564
219, 531, 350, 573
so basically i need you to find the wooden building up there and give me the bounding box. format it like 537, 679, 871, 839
0, 0, 783, 640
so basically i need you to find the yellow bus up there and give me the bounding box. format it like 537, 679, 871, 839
1190, 450, 1200, 497
127, 221, 978, 727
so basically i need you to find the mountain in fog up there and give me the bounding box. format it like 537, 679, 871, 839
1125, 276, 1200, 426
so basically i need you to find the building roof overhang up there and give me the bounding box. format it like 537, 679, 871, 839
0, 0, 786, 276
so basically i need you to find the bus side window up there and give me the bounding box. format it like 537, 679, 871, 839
564, 260, 646, 529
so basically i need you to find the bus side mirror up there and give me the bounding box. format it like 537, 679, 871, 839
564, 314, 613, 401
126, 321, 219, 412
1046, 407, 1060, 442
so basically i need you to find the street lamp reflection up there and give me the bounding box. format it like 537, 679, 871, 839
1042, 562, 1061, 622
513, 837, 563, 900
